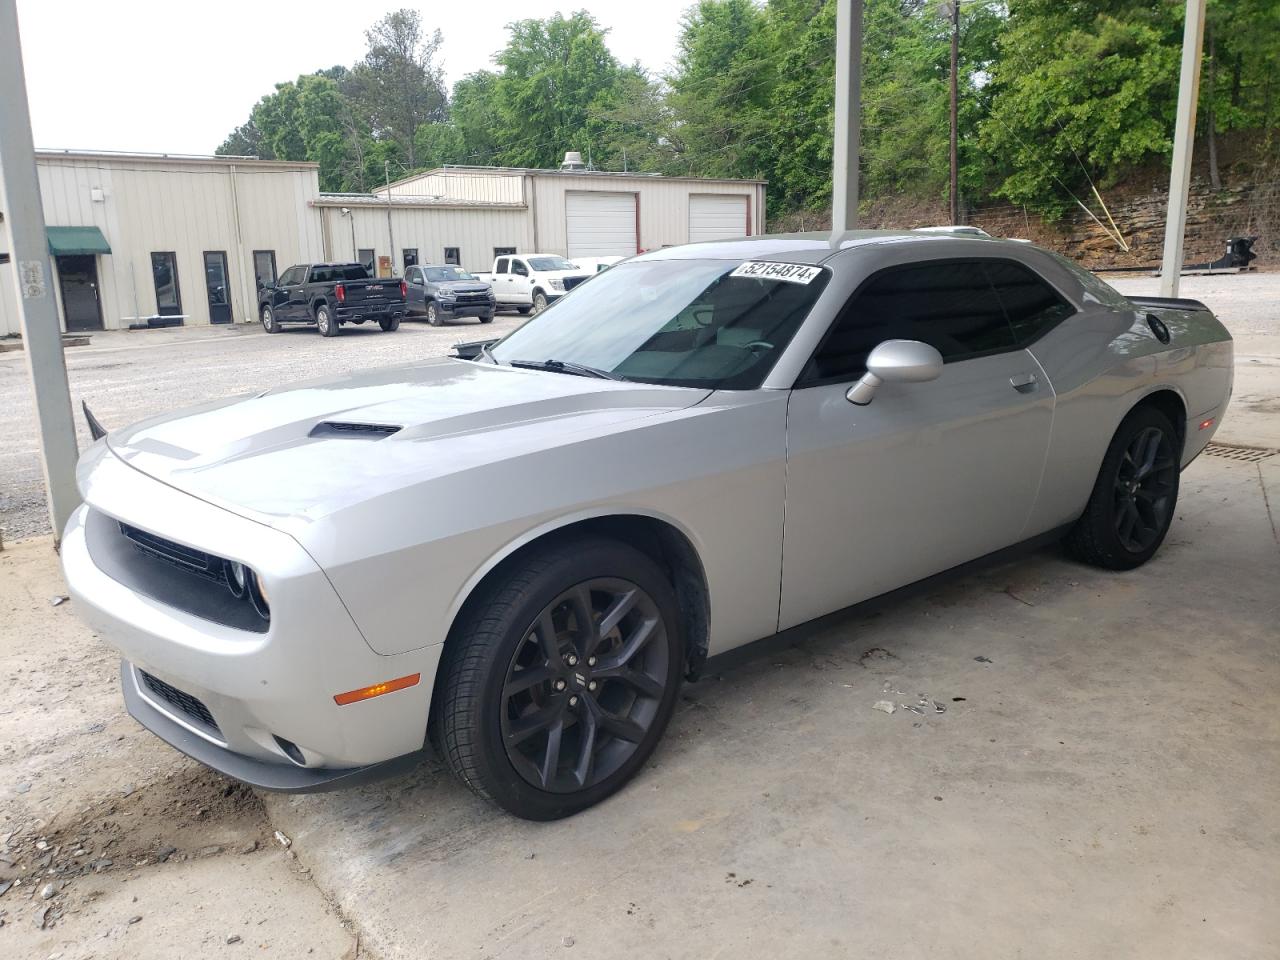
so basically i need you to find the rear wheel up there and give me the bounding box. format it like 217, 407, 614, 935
435, 538, 684, 820
379, 315, 400, 332
426, 301, 441, 326
1066, 405, 1181, 570
260, 306, 279, 333
316, 304, 339, 337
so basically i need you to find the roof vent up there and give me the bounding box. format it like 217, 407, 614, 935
560, 151, 586, 171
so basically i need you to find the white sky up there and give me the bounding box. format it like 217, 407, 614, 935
15, 0, 692, 155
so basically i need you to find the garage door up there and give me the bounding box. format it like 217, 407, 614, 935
566, 192, 637, 259
689, 194, 749, 243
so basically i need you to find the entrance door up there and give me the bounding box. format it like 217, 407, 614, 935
204, 251, 233, 324
55, 255, 104, 331
150, 252, 182, 317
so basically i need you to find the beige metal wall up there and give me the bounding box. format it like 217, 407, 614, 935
529, 173, 762, 256
319, 204, 534, 275
376, 171, 524, 205
20, 154, 323, 331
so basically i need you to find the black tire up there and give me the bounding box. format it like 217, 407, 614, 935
316, 304, 340, 337
426, 301, 441, 326
435, 537, 684, 820
379, 314, 401, 332
516, 306, 531, 316
532, 291, 549, 315
1066, 405, 1181, 570
260, 306, 279, 333
479, 313, 494, 324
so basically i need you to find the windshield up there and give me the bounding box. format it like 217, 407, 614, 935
426, 266, 476, 282
528, 256, 577, 272
490, 258, 830, 389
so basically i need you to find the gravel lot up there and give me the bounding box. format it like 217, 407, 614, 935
1, 271, 1276, 540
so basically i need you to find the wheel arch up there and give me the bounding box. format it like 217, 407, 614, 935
442, 511, 712, 680
1130, 386, 1188, 455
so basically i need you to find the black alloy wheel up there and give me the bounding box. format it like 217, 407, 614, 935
1112, 425, 1177, 553
501, 578, 669, 794
1066, 404, 1181, 570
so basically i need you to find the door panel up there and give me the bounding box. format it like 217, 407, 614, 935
56, 255, 103, 331
203, 251, 232, 324
150, 252, 182, 317
780, 349, 1053, 630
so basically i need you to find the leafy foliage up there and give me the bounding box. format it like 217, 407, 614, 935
218, 2, 1280, 215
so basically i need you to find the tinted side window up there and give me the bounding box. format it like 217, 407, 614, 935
495, 258, 509, 273
309, 266, 329, 284
805, 260, 1015, 383
983, 260, 1075, 344
279, 266, 304, 286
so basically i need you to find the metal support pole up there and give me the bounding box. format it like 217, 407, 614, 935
949, 0, 960, 225
0, 0, 81, 544
831, 0, 863, 234
1160, 0, 1207, 297
384, 160, 395, 277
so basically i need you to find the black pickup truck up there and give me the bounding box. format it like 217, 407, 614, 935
258, 263, 406, 337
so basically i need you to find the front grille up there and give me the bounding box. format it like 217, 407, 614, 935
119, 522, 225, 584
139, 670, 221, 736
562, 276, 588, 291
454, 292, 491, 304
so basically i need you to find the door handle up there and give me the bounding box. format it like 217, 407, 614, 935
1010, 372, 1038, 393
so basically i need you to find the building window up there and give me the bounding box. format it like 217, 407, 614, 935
358, 248, 375, 276
150, 252, 182, 317
403, 248, 418, 269
494, 246, 516, 258
444, 247, 460, 265
252, 250, 276, 291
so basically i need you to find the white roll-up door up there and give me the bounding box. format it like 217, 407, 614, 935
688, 194, 749, 243
565, 192, 637, 258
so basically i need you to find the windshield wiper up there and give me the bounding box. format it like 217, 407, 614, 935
479, 341, 503, 365
509, 359, 624, 381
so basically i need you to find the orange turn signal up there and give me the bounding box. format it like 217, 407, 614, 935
333, 673, 421, 706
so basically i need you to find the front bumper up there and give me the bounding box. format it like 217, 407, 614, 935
439, 300, 495, 318
61, 445, 443, 783
120, 661, 426, 791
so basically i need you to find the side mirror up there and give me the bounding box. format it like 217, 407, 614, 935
846, 339, 944, 405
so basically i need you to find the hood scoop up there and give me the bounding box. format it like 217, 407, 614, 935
309, 421, 402, 439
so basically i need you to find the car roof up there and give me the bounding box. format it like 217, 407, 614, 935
633, 230, 1015, 266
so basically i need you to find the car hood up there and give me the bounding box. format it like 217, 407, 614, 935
106, 358, 709, 527
435, 281, 491, 294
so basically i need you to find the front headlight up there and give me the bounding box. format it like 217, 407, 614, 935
221, 558, 268, 621
549, 279, 565, 291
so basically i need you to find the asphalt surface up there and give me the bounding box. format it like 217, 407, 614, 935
1, 273, 1276, 540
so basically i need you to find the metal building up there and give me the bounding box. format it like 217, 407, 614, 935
1, 151, 764, 335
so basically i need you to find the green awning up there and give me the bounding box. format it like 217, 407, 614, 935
47, 226, 111, 256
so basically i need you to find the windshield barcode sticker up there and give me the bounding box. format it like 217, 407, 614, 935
730, 261, 823, 284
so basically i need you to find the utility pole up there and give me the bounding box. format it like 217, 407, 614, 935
1160, 0, 1207, 297
0, 0, 81, 544
831, 0, 863, 234
948, 0, 960, 225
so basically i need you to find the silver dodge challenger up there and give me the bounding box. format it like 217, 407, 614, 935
62, 232, 1233, 820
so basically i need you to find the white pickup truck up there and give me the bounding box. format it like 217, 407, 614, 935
474, 254, 591, 315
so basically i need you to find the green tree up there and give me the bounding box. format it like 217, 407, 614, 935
344, 9, 448, 168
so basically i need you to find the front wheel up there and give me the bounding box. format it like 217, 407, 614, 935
316, 304, 339, 337
435, 538, 684, 820
532, 292, 549, 315
379, 314, 400, 332
516, 306, 531, 316
260, 306, 279, 333
479, 312, 494, 324
1065, 405, 1181, 570
426, 301, 441, 326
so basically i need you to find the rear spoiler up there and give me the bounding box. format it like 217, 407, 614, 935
1128, 295, 1209, 312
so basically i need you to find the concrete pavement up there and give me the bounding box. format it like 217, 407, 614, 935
265, 451, 1280, 959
